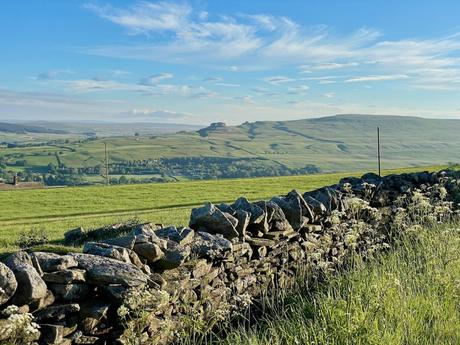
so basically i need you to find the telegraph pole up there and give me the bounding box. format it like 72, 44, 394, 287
377, 127, 381, 177
104, 142, 109, 185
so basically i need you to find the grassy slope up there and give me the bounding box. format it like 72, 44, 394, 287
210, 222, 460, 345
2, 115, 460, 180
0, 164, 449, 252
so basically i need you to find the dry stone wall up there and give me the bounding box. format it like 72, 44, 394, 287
1, 170, 459, 345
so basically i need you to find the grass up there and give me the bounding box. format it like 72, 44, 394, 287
205, 222, 460, 345
0, 165, 449, 253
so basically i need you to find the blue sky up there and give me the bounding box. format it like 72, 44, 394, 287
2, 0, 460, 125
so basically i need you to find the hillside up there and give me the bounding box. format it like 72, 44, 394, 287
1, 114, 460, 184
0, 122, 68, 134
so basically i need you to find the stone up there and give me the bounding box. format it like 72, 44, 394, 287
48, 283, 91, 302
31, 252, 78, 272
246, 237, 276, 248
232, 197, 265, 224
4, 251, 33, 268
190, 260, 212, 279
191, 231, 233, 260
155, 240, 190, 270
83, 242, 131, 264
8, 263, 48, 306
42, 269, 86, 284
149, 273, 167, 289
73, 334, 99, 344
39, 324, 64, 344
234, 210, 250, 237
133, 242, 164, 263
190, 202, 239, 239
155, 226, 182, 242
131, 223, 166, 247
216, 203, 235, 214
287, 190, 315, 222
303, 196, 328, 218
266, 201, 294, 232
271, 196, 304, 230
35, 303, 80, 322
32, 289, 55, 311
252, 201, 270, 233
79, 301, 110, 334
0, 262, 17, 305
101, 285, 132, 302
178, 227, 195, 245
64, 226, 86, 244
263, 229, 295, 240
101, 235, 136, 250
305, 186, 343, 213
70, 253, 148, 287
156, 226, 196, 246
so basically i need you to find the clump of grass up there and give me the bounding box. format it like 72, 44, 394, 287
16, 227, 49, 249
203, 223, 460, 345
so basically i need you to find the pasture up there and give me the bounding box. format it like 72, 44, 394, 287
0, 164, 448, 253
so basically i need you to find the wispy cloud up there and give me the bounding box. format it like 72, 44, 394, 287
84, 2, 460, 89
139, 72, 173, 85
33, 69, 74, 80
119, 108, 189, 121
287, 85, 310, 94
263, 76, 295, 85
345, 74, 409, 82
84, 2, 191, 34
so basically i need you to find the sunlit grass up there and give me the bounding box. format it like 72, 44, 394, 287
209, 223, 460, 345
0, 165, 452, 253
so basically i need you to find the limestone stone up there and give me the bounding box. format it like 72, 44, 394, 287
42, 269, 86, 284
70, 253, 148, 287
0, 262, 17, 305
133, 242, 164, 263
31, 252, 78, 272
190, 202, 239, 239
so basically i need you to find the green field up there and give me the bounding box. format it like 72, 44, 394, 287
2, 115, 460, 185
0, 164, 448, 253
207, 222, 460, 345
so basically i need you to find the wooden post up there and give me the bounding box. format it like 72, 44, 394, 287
104, 142, 109, 186
377, 126, 381, 177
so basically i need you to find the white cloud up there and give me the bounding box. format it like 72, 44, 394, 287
287, 85, 310, 94
84, 3, 460, 89
345, 74, 409, 83
139, 72, 173, 85
263, 76, 295, 85
120, 108, 189, 120
203, 76, 223, 82
84, 2, 191, 34
304, 62, 359, 70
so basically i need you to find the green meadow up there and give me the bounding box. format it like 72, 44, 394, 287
0, 165, 448, 253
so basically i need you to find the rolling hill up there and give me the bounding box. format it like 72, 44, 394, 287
1, 114, 459, 184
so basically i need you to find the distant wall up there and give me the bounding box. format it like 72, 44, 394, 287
1, 169, 458, 345
0, 182, 44, 191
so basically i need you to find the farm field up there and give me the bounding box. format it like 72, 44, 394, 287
3, 115, 460, 186
0, 164, 450, 253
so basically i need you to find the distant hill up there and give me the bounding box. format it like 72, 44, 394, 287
23, 121, 202, 137
2, 114, 460, 184
0, 122, 68, 134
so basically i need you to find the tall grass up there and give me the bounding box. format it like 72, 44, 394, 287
204, 223, 460, 345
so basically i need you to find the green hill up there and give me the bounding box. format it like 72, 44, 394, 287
1, 114, 459, 184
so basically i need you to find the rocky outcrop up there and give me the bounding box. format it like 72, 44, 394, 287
1, 169, 459, 345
